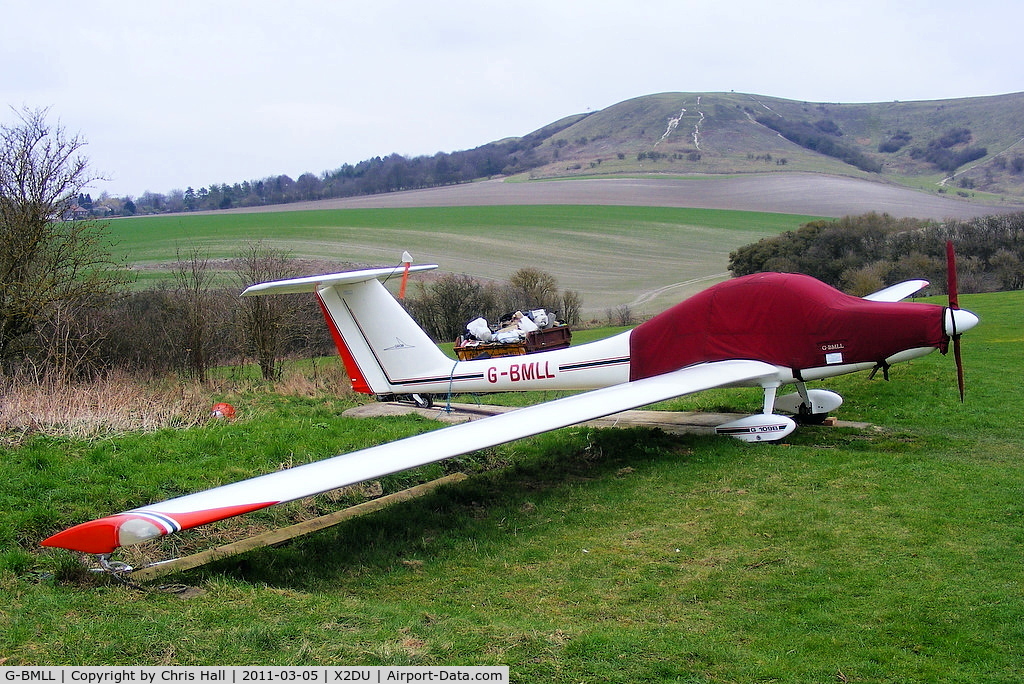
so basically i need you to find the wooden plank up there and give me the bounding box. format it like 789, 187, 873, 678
131, 472, 468, 581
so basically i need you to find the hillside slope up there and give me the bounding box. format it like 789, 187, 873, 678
517, 91, 1024, 200
120, 91, 1024, 216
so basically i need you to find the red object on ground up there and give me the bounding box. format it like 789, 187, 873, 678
211, 402, 236, 419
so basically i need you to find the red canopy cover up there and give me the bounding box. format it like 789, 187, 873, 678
629, 273, 947, 381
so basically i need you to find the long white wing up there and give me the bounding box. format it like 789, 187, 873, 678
863, 279, 928, 302
42, 359, 777, 554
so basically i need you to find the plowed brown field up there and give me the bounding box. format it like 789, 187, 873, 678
227, 173, 1017, 220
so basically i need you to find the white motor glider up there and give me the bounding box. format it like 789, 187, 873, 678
43, 246, 978, 556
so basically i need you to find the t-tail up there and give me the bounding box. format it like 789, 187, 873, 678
242, 263, 454, 397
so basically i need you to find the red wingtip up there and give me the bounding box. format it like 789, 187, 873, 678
41, 515, 137, 554
42, 502, 279, 554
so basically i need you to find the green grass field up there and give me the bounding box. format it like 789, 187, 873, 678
109, 206, 820, 315
1, 290, 1022, 680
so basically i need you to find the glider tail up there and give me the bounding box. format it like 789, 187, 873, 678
243, 264, 453, 396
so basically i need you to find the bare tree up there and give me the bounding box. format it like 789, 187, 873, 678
508, 267, 560, 312
408, 273, 499, 341
0, 106, 129, 374
231, 241, 301, 380
607, 304, 634, 327
560, 289, 583, 326
171, 247, 217, 382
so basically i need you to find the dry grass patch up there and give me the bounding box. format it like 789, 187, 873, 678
265, 360, 351, 398
0, 360, 355, 442
0, 372, 211, 439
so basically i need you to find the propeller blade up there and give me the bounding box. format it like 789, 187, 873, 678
953, 336, 965, 402
946, 240, 965, 402
946, 240, 959, 310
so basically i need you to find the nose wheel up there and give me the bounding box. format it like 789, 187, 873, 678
411, 393, 434, 409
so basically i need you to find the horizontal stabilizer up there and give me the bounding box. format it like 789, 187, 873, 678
242, 264, 438, 296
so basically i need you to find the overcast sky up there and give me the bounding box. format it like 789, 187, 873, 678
3, 0, 1021, 197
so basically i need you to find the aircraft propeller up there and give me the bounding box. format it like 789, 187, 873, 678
946, 240, 967, 402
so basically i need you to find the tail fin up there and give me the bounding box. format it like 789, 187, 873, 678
242, 264, 454, 395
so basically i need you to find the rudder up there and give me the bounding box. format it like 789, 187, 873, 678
316, 276, 455, 395
242, 264, 453, 396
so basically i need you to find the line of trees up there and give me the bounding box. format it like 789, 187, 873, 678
728, 211, 1024, 295
4, 247, 583, 384
89, 116, 587, 216
2, 241, 334, 384
75, 260, 581, 383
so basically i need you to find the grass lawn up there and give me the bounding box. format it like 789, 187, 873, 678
1, 291, 1021, 681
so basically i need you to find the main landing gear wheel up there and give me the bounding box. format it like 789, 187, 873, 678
795, 404, 829, 425
411, 393, 434, 409
775, 388, 843, 425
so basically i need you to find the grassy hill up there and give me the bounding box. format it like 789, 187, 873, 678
516, 91, 1024, 200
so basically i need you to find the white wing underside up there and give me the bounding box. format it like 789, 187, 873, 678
863, 279, 929, 302
43, 360, 778, 552
150, 360, 776, 515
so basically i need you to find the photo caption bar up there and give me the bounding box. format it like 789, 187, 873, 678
0, 668, 508, 684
